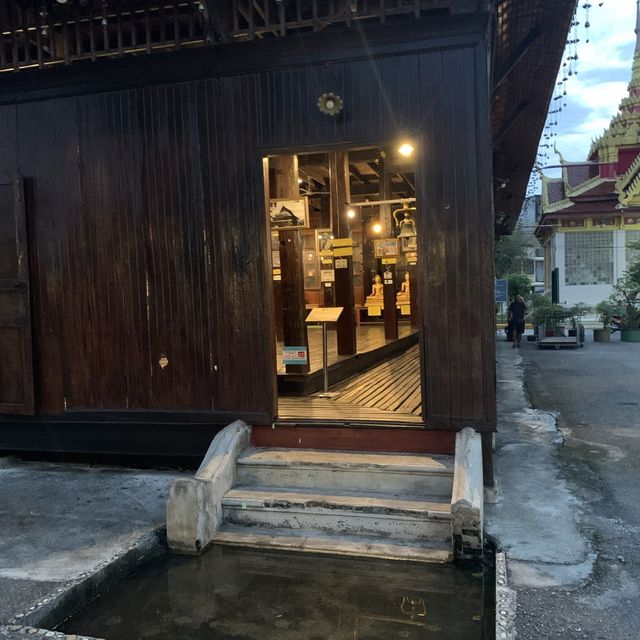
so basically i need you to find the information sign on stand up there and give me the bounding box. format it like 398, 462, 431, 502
306, 307, 344, 396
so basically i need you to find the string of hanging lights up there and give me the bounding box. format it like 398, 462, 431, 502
526, 1, 605, 198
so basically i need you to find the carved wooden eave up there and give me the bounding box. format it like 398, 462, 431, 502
0, 0, 491, 72
491, 0, 577, 236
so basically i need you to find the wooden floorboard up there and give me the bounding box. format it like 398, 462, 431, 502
278, 344, 422, 424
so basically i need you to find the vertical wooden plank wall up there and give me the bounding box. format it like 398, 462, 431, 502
418, 44, 496, 428
0, 32, 496, 429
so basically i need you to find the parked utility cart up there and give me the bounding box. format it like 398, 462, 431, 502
537, 315, 585, 349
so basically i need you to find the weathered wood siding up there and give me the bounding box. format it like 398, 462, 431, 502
0, 18, 496, 429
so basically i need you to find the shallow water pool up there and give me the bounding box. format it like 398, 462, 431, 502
59, 546, 493, 639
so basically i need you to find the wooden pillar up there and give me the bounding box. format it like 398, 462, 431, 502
383, 267, 398, 340
323, 282, 335, 307
408, 262, 419, 330
329, 151, 356, 356
265, 161, 284, 343
274, 155, 309, 374
378, 150, 392, 236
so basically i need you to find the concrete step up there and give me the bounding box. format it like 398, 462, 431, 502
223, 487, 452, 542
236, 448, 454, 497
212, 525, 453, 563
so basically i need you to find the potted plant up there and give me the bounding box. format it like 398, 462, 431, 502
607, 242, 640, 341
530, 295, 568, 337
608, 278, 640, 342
566, 302, 590, 337
594, 301, 622, 342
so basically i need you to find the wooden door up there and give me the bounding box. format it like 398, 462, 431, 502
0, 178, 34, 415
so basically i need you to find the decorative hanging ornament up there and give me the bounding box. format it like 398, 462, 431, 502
317, 93, 344, 116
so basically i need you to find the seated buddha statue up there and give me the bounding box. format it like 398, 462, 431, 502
396, 271, 411, 307
365, 274, 384, 308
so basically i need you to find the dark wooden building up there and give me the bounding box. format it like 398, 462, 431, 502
0, 0, 576, 463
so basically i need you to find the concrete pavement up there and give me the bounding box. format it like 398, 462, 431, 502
487, 333, 640, 640
0, 459, 182, 637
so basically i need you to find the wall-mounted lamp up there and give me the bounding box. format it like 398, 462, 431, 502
372, 222, 383, 234
346, 209, 356, 219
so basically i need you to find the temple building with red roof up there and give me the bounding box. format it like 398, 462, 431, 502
536, 2, 640, 307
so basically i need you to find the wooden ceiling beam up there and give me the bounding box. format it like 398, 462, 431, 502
493, 100, 530, 146
349, 163, 373, 185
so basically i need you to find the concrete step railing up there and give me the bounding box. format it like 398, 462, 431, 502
451, 427, 484, 559
167, 421, 251, 555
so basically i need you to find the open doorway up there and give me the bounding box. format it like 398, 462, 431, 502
264, 144, 423, 425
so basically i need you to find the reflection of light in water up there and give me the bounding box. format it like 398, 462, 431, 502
400, 595, 427, 621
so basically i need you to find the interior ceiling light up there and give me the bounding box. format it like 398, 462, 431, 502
398, 142, 414, 157
346, 209, 356, 219
372, 222, 383, 234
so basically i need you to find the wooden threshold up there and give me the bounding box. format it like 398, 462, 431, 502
252, 424, 455, 454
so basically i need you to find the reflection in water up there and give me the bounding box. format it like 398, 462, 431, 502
60, 546, 491, 639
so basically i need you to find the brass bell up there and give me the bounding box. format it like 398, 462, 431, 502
393, 206, 417, 238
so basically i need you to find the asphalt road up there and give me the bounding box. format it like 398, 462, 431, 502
517, 333, 640, 640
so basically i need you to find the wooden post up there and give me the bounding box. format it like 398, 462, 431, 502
274, 155, 309, 374
329, 151, 356, 356
323, 282, 335, 307
408, 262, 419, 330
265, 161, 284, 342
382, 267, 398, 340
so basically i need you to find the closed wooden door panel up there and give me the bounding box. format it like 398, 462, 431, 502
0, 179, 34, 415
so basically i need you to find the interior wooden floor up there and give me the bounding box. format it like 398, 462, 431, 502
277, 323, 413, 375
278, 343, 423, 425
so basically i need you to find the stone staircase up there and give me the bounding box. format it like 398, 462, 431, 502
211, 447, 455, 563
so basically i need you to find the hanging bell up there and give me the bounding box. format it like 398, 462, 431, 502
393, 205, 417, 238
397, 214, 417, 238
398, 221, 417, 238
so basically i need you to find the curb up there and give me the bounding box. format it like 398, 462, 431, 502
4, 529, 165, 634
0, 624, 100, 639
495, 552, 517, 640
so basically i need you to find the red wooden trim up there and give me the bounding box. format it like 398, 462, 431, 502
251, 425, 455, 455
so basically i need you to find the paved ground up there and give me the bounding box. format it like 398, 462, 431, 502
0, 458, 181, 634
487, 332, 640, 640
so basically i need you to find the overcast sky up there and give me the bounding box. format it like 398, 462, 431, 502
546, 0, 637, 175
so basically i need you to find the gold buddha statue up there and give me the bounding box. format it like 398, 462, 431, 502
365, 273, 384, 308
396, 271, 410, 308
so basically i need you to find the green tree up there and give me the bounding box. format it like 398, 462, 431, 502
607, 241, 640, 329
504, 273, 533, 299
495, 229, 535, 278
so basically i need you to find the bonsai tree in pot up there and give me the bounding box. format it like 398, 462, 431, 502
594, 300, 622, 342
608, 242, 640, 342
566, 302, 590, 336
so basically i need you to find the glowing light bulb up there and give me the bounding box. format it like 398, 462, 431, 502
398, 143, 414, 157
346, 209, 356, 219
373, 223, 382, 234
